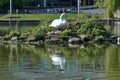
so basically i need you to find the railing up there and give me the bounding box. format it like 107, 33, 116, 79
3, 6, 97, 14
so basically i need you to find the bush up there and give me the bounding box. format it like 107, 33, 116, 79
9, 31, 20, 37
77, 20, 95, 36
77, 19, 110, 40
25, 21, 51, 40
63, 22, 81, 31
4, 34, 11, 40
3, 31, 20, 40
60, 29, 72, 36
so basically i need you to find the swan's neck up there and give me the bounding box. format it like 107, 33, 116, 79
60, 13, 65, 19
60, 61, 64, 70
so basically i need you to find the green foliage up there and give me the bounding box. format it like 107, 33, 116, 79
9, 31, 20, 37
95, 1, 103, 9
30, 21, 50, 38
77, 20, 95, 36
104, 0, 120, 18
94, 35, 105, 42
63, 22, 81, 32
77, 19, 110, 41
4, 31, 20, 40
61, 29, 72, 36
4, 34, 11, 40
0, 0, 33, 10
0, 0, 9, 10
12, 0, 23, 9
21, 31, 30, 38
1, 14, 102, 21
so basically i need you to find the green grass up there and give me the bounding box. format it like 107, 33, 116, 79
0, 14, 102, 21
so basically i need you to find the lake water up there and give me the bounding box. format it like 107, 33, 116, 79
0, 43, 120, 80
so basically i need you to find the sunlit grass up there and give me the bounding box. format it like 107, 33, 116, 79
0, 14, 102, 21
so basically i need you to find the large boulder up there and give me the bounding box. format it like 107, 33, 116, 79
11, 36, 18, 41
68, 37, 82, 43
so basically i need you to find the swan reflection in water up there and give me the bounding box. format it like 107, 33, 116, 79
50, 54, 66, 71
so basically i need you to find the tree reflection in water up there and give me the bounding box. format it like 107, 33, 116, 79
105, 44, 120, 80
0, 43, 119, 80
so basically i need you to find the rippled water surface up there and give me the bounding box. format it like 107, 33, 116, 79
0, 43, 120, 80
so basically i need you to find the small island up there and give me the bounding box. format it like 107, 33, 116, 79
0, 14, 118, 45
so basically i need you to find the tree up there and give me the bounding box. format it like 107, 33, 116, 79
0, 0, 9, 13
0, 0, 33, 10
104, 0, 120, 18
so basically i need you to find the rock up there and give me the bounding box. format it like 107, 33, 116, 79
68, 43, 79, 48
68, 37, 81, 43
54, 31, 61, 34
47, 31, 62, 35
0, 37, 3, 40
27, 37, 36, 42
51, 37, 60, 41
11, 36, 18, 41
45, 37, 63, 44
47, 31, 54, 35
28, 41, 43, 45
78, 35, 86, 40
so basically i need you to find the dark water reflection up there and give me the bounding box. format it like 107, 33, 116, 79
0, 43, 119, 80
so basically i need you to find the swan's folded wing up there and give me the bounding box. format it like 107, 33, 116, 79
49, 19, 62, 28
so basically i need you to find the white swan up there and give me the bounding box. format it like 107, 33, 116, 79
49, 13, 67, 29
50, 54, 66, 71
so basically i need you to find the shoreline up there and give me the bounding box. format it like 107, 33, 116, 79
0, 35, 118, 46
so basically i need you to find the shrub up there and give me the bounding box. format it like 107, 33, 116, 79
77, 19, 111, 40
4, 34, 11, 40
9, 31, 20, 37
63, 22, 81, 32
61, 29, 72, 36
3, 31, 20, 40
26, 21, 51, 40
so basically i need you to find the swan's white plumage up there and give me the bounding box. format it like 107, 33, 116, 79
49, 13, 67, 28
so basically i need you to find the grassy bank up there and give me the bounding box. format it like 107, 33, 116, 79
0, 14, 102, 21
